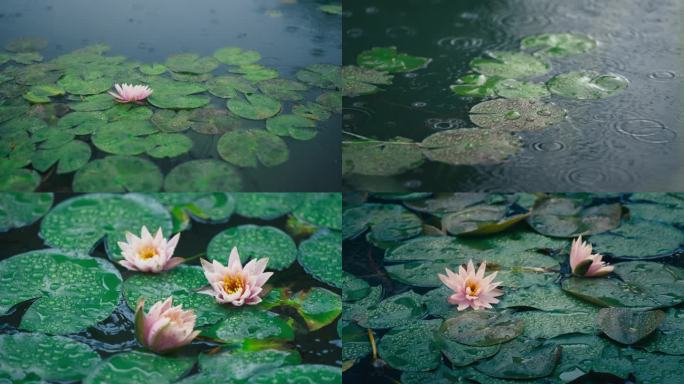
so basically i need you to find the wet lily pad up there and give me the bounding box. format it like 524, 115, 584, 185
441, 204, 529, 235
0, 192, 52, 232
152, 192, 235, 232
0, 249, 122, 334
248, 364, 341, 384
58, 111, 107, 134
435, 336, 500, 367
355, 290, 426, 329
213, 47, 261, 66
521, 33, 598, 57
151, 109, 192, 132
292, 193, 342, 230
31, 139, 91, 174
234, 193, 303, 220
139, 63, 167, 75
207, 224, 297, 270
0, 104, 29, 123
145, 133, 193, 158
258, 78, 307, 101
195, 349, 301, 382
316, 91, 342, 113
73, 156, 163, 192
5, 37, 48, 52
440, 311, 523, 346
166, 53, 219, 74
217, 129, 289, 167
341, 272, 370, 302
547, 70, 629, 99
148, 93, 211, 109
469, 99, 566, 131
527, 196, 622, 237
342, 65, 393, 97
188, 108, 241, 135
58, 71, 113, 95
385, 259, 464, 288
69, 93, 116, 112
420, 128, 522, 165
23, 83, 65, 103
40, 193, 172, 258
342, 138, 424, 176
357, 47, 430, 73
206, 75, 257, 99
470, 51, 550, 78
229, 64, 279, 82
598, 308, 664, 344
84, 351, 193, 384
513, 311, 598, 339
266, 114, 317, 140
378, 319, 443, 372
164, 159, 243, 192
450, 74, 501, 97
0, 167, 41, 192
293, 102, 330, 121
342, 321, 371, 364
227, 94, 281, 120
203, 309, 294, 343
0, 333, 100, 383
493, 79, 550, 99
475, 339, 561, 379
296, 63, 340, 90
289, 287, 341, 331
342, 285, 382, 322
499, 283, 597, 313
92, 120, 157, 155
589, 219, 684, 258
298, 230, 342, 287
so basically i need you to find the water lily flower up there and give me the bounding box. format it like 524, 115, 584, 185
135, 297, 199, 354
438, 260, 503, 311
117, 226, 183, 273
569, 235, 614, 277
108, 83, 153, 103
199, 247, 273, 306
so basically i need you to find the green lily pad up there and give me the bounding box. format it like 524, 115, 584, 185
0, 249, 122, 334
598, 307, 665, 344
298, 230, 342, 287
513, 311, 598, 339
0, 192, 53, 232
470, 51, 550, 78
31, 139, 91, 174
164, 159, 243, 192
73, 156, 163, 192
139, 63, 167, 75
498, 283, 597, 312
266, 114, 317, 140
342, 321, 371, 363
92, 120, 157, 155
292, 193, 341, 230
206, 75, 257, 99
289, 287, 341, 331
5, 37, 48, 52
0, 167, 40, 192
420, 128, 522, 164
145, 133, 192, 158
469, 99, 566, 131
213, 47, 261, 66
247, 365, 341, 384
357, 46, 430, 73
0, 104, 29, 123
150, 109, 192, 132
58, 111, 107, 134
378, 319, 443, 372
561, 261, 684, 308
341, 272, 370, 302
0, 333, 100, 383
385, 259, 464, 288
527, 197, 622, 237
436, 336, 500, 367
196, 349, 301, 382
229, 64, 279, 82
203, 309, 294, 343
217, 129, 289, 167
148, 93, 211, 109
342, 138, 424, 176
104, 104, 154, 122
188, 108, 241, 135
355, 290, 426, 329
295, 64, 340, 91
234, 193, 303, 219
293, 102, 331, 121
493, 79, 550, 99
84, 351, 194, 384
58, 71, 113, 95
207, 224, 297, 270
166, 53, 219, 74
450, 74, 501, 97
343, 203, 415, 240
441, 204, 529, 235
342, 285, 382, 322
547, 70, 629, 99
589, 219, 684, 258
227, 94, 281, 120
152, 192, 235, 232
475, 339, 561, 379
521, 33, 598, 57
342, 65, 393, 97
440, 311, 523, 346
40, 193, 172, 259
69, 93, 116, 111
316, 91, 342, 113
258, 78, 307, 101
23, 83, 65, 103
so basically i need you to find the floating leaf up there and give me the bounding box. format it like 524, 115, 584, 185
58, 111, 107, 134
357, 47, 430, 73
0, 192, 52, 232
342, 65, 392, 97
296, 64, 340, 90
234, 193, 303, 220
145, 133, 193, 158
189, 108, 241, 135
203, 309, 294, 343
139, 63, 167, 75
152, 192, 235, 232
342, 138, 424, 176
73, 156, 163, 192
206, 75, 257, 99
589, 219, 684, 258
266, 114, 317, 140
450, 74, 501, 97
298, 230, 342, 287
31, 139, 91, 173
248, 365, 341, 384
217, 129, 289, 167
258, 78, 307, 101
164, 159, 243, 192
84, 351, 194, 384
289, 287, 341, 331
229, 64, 278, 82
342, 285, 382, 322
475, 339, 561, 379
420, 128, 522, 164
441, 204, 529, 235
213, 47, 261, 66
227, 94, 281, 120
91, 120, 157, 155
0, 333, 100, 383
58, 71, 113, 95
23, 83, 65, 103
0, 249, 122, 334
521, 33, 598, 57
0, 167, 40, 192
355, 290, 426, 329
316, 91, 342, 113
150, 109, 192, 132
440, 311, 523, 346
293, 102, 330, 121
527, 196, 622, 237
0, 104, 29, 123
292, 193, 341, 230
435, 336, 500, 367
598, 308, 664, 344
166, 53, 219, 74
547, 70, 629, 99
341, 272, 370, 302
469, 99, 566, 131
148, 93, 210, 109
493, 79, 550, 99
195, 349, 301, 382
378, 319, 443, 372
470, 51, 550, 78
513, 311, 598, 339
207, 224, 297, 270
69, 93, 116, 112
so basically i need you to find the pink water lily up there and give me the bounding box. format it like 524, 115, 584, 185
570, 235, 614, 277
135, 297, 199, 354
108, 83, 153, 103
199, 247, 273, 306
439, 260, 503, 311
117, 226, 183, 273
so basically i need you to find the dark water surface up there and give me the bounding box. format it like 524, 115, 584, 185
0, 0, 341, 192
343, 0, 683, 192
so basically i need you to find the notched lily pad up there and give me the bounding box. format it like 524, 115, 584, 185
357, 47, 430, 73
266, 114, 317, 140
547, 70, 629, 99
527, 196, 622, 237
354, 290, 426, 329
227, 94, 281, 120
521, 33, 598, 57
217, 129, 289, 167
598, 307, 665, 344
32, 139, 91, 174
213, 47, 261, 66
470, 51, 550, 78
442, 204, 529, 235
469, 98, 566, 131
165, 53, 219, 74
475, 339, 561, 379
439, 311, 523, 347
342, 138, 424, 176
296, 63, 340, 90
207, 224, 297, 270
377, 319, 443, 372
342, 65, 393, 97
420, 128, 522, 165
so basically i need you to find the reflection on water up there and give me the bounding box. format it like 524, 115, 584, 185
343, 0, 682, 192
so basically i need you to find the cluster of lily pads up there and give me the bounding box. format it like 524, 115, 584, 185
0, 192, 342, 383
342, 192, 684, 383
342, 33, 630, 179
0, 37, 342, 192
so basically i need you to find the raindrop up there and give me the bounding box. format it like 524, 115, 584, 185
411, 102, 427, 108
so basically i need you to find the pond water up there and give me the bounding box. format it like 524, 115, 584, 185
0, 192, 342, 383
342, 192, 684, 384
342, 0, 683, 192
0, 0, 342, 192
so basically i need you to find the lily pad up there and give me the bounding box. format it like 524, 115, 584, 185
342, 138, 424, 176
139, 63, 167, 75
207, 224, 297, 270
589, 219, 684, 258
152, 192, 235, 232
217, 129, 289, 167
206, 75, 257, 99
355, 290, 426, 329
298, 230, 342, 287
23, 83, 65, 103
385, 259, 464, 288
513, 311, 598, 339
84, 351, 194, 384
164, 159, 243, 192
189, 108, 241, 135
342, 65, 393, 97
227, 94, 281, 120
258, 78, 307, 101
316, 91, 342, 113
341, 272, 370, 302
40, 193, 172, 259
469, 99, 566, 131
436, 336, 500, 367
357, 47, 430, 73
58, 71, 113, 95
0, 192, 53, 232
0, 249, 122, 334
547, 70, 629, 99
0, 333, 100, 383
527, 197, 622, 237
598, 307, 665, 344
73, 156, 163, 192
229, 64, 279, 82
475, 339, 561, 379
0, 167, 41, 192
292, 102, 331, 121
248, 365, 341, 384
296, 63, 340, 90
266, 114, 317, 140
92, 120, 157, 155
521, 33, 598, 57
289, 287, 342, 331
166, 53, 219, 74
31, 139, 91, 174
233, 193, 303, 220
148, 93, 211, 109
145, 133, 193, 158
450, 74, 501, 98
0, 104, 29, 123
441, 204, 529, 235
292, 193, 342, 230
203, 309, 294, 343
378, 319, 443, 372
420, 128, 522, 164
196, 349, 300, 382
151, 109, 192, 132
470, 51, 550, 78
440, 311, 523, 347
493, 79, 550, 99
58, 111, 107, 134
69, 93, 116, 111
213, 47, 261, 66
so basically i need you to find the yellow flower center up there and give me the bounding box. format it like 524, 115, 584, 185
139, 246, 158, 260
466, 279, 480, 296
222, 275, 244, 294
